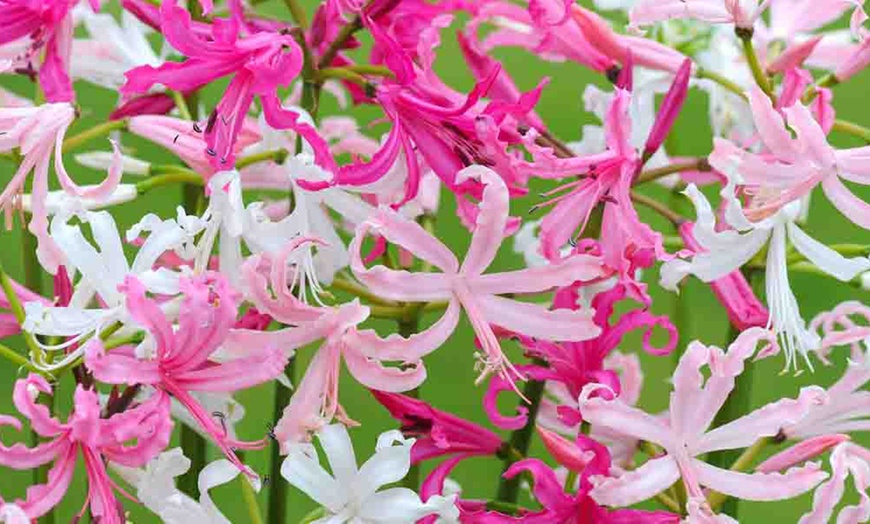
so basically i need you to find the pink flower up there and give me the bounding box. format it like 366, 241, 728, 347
122, 0, 303, 169
0, 0, 84, 102
500, 437, 679, 523
535, 81, 683, 267
350, 165, 607, 391
630, 0, 773, 29
799, 442, 870, 523
710, 85, 870, 229
128, 115, 261, 179
579, 328, 829, 510
570, 4, 690, 74
0, 374, 172, 523
0, 103, 122, 272
225, 239, 430, 447
84, 273, 288, 474
372, 390, 503, 463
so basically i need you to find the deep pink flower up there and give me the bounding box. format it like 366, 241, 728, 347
84, 273, 288, 474
350, 166, 607, 392
372, 390, 503, 463
0, 0, 85, 102
122, 0, 303, 169
0, 374, 172, 523
579, 328, 828, 511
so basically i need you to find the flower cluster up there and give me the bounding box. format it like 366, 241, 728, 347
0, 0, 868, 522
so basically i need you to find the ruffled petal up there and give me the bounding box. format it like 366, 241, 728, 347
589, 456, 680, 507
694, 460, 827, 501
479, 294, 600, 341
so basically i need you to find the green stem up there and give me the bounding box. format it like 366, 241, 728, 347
369, 300, 449, 320
631, 191, 686, 226
563, 470, 578, 492
61, 119, 128, 154
695, 68, 747, 100
495, 359, 547, 503
317, 67, 371, 87
269, 359, 295, 524
330, 276, 398, 306
170, 90, 193, 121
240, 471, 265, 524
236, 149, 289, 170
343, 64, 395, 77
135, 170, 203, 194
832, 119, 870, 143
737, 28, 774, 101
0, 342, 46, 376
484, 500, 525, 516
635, 158, 711, 185
283, 0, 309, 28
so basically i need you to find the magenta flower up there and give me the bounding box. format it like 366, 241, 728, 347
709, 85, 870, 229
580, 328, 828, 511
85, 273, 288, 473
0, 374, 172, 523
503, 452, 680, 523
372, 390, 503, 463
350, 165, 607, 391
0, 0, 87, 102
122, 0, 303, 169
0, 103, 122, 272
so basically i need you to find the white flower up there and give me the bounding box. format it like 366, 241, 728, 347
281, 424, 459, 524
23, 210, 191, 370
71, 11, 162, 91
18, 184, 137, 216
661, 182, 870, 371
111, 448, 259, 524
76, 151, 151, 176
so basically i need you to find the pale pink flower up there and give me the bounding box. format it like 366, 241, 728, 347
579, 328, 829, 510
710, 85, 870, 229
799, 442, 870, 524
350, 165, 607, 391
225, 239, 431, 447
630, 0, 773, 29
0, 103, 122, 272
0, 374, 172, 523
85, 273, 288, 474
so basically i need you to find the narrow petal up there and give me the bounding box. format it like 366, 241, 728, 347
579, 384, 676, 449
317, 424, 358, 489
589, 456, 680, 507
821, 176, 870, 230
479, 294, 601, 341
787, 221, 870, 280
471, 254, 606, 295
456, 166, 510, 276
694, 460, 826, 501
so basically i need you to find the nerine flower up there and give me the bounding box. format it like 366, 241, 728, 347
579, 328, 829, 513
122, 0, 304, 169
798, 442, 870, 524
23, 210, 192, 371
0, 103, 122, 272
281, 423, 459, 523
350, 165, 607, 391
111, 448, 260, 523
0, 374, 173, 523
711, 86, 870, 229
630, 0, 774, 29
0, 0, 87, 102
85, 273, 288, 474
661, 183, 870, 370
226, 240, 430, 446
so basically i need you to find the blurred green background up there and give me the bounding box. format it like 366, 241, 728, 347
0, 0, 868, 521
